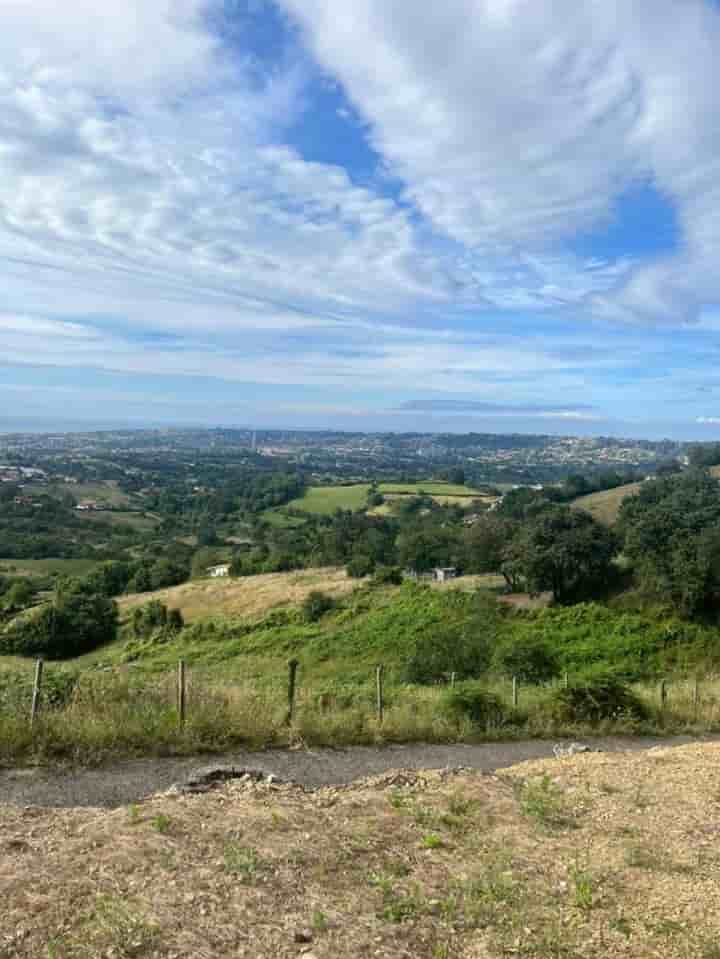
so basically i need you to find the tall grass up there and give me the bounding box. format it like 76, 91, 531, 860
1, 667, 720, 766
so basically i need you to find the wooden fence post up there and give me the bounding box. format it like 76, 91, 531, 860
660, 680, 668, 711
177, 660, 186, 730
286, 659, 299, 725
694, 676, 700, 718
30, 659, 43, 729
512, 676, 518, 709
376, 664, 384, 724
450, 671, 456, 689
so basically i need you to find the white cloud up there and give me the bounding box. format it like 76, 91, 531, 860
280, 0, 720, 324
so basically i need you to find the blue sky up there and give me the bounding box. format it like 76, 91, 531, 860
2, 1, 720, 438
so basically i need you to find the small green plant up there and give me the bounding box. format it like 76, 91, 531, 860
151, 813, 171, 834
570, 866, 594, 910
411, 804, 439, 828
89, 896, 159, 959
311, 910, 328, 933
389, 790, 410, 810
609, 916, 632, 938
224, 843, 261, 881
520, 775, 570, 828
127, 804, 141, 825
421, 832, 444, 850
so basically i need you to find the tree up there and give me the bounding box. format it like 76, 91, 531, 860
447, 467, 466, 486
502, 507, 618, 603
462, 516, 518, 574
620, 470, 720, 615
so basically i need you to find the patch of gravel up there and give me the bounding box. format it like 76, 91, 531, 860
1, 734, 717, 808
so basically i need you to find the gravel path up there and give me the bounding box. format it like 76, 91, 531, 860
2, 734, 716, 808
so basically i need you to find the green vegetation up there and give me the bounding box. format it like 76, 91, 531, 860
287, 484, 371, 514
3, 576, 720, 764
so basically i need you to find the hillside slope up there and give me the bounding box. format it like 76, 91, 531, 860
570, 481, 644, 524
2, 743, 719, 958
118, 567, 357, 622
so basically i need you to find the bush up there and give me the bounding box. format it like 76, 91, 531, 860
492, 635, 559, 683
548, 674, 648, 723
370, 566, 403, 586
403, 592, 499, 684
347, 555, 375, 578
440, 682, 505, 726
0, 592, 119, 659
302, 590, 336, 623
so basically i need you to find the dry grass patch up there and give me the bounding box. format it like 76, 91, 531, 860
118, 567, 356, 623
3, 745, 720, 957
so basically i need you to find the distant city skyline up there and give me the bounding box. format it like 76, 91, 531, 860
3, 2, 720, 439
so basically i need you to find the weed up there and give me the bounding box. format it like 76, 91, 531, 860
87, 896, 159, 958
311, 910, 328, 933
368, 871, 423, 922
389, 790, 410, 810
520, 775, 572, 828
651, 919, 684, 936
224, 843, 261, 881
412, 804, 439, 828
127, 804, 141, 825
151, 813, 171, 834
422, 833, 444, 850
569, 866, 594, 911
610, 916, 632, 938
447, 793, 478, 817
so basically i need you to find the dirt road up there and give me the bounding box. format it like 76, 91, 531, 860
1, 734, 715, 808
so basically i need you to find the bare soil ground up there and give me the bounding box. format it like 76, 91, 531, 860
2, 742, 719, 958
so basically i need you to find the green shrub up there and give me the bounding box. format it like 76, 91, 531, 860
440, 681, 505, 726
370, 566, 403, 586
491, 634, 559, 683
548, 674, 648, 723
302, 590, 336, 623
0, 592, 118, 659
402, 591, 498, 684
347, 555, 375, 578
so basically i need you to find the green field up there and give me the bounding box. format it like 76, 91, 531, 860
0, 558, 99, 578
285, 481, 486, 516
286, 484, 371, 514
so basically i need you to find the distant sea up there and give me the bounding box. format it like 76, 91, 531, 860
0, 418, 157, 434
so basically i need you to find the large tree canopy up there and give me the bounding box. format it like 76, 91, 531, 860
502, 506, 618, 603
619, 469, 720, 616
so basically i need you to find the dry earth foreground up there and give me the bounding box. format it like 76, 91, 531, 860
3, 745, 720, 958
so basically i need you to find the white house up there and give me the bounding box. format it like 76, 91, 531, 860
433, 567, 458, 583
207, 563, 230, 578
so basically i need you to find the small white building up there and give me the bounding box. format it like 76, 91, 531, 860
433, 567, 458, 583
207, 563, 230, 578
